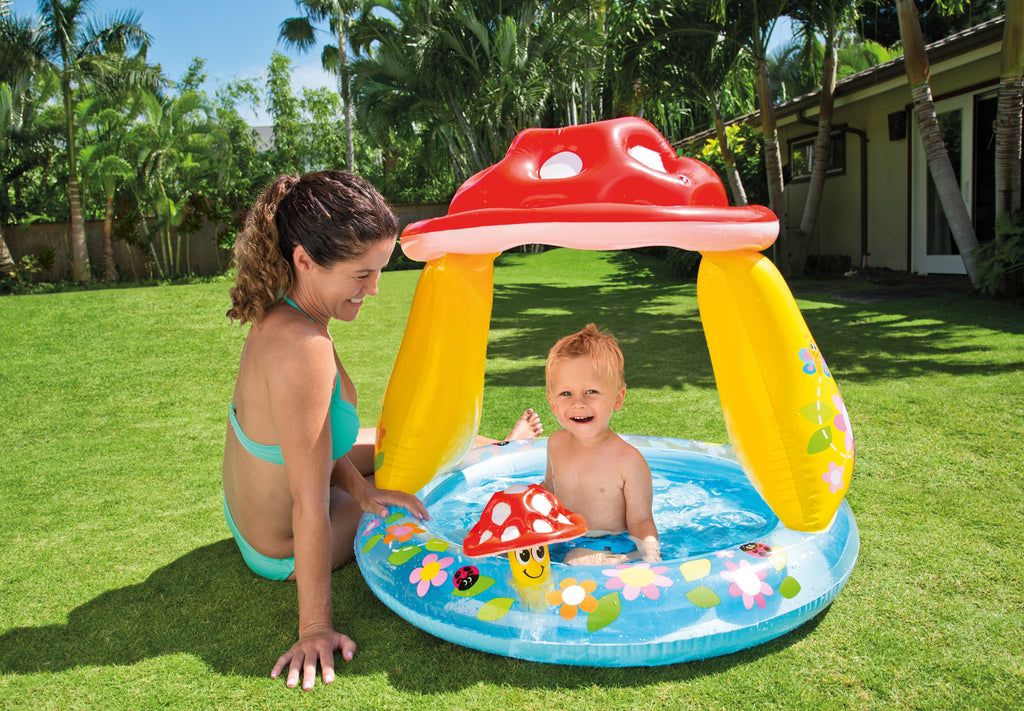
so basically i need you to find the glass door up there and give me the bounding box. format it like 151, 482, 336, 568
911, 93, 973, 275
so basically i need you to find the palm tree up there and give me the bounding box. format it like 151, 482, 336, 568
131, 90, 213, 277
895, 0, 981, 286
36, 0, 150, 282
788, 0, 859, 276
995, 0, 1022, 218
279, 0, 358, 171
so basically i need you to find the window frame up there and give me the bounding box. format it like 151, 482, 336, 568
788, 129, 847, 182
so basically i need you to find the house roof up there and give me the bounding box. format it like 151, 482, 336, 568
675, 15, 1006, 148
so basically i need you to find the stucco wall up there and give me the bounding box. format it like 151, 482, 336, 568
776, 45, 1001, 271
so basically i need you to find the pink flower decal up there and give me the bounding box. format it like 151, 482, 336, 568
832, 393, 854, 454
409, 553, 454, 597
822, 461, 845, 494
715, 550, 734, 559
362, 517, 381, 537
602, 563, 673, 601
722, 560, 774, 609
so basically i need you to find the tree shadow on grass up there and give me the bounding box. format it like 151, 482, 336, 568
0, 538, 830, 691
485, 251, 1024, 392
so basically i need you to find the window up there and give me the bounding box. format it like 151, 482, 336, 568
789, 131, 846, 181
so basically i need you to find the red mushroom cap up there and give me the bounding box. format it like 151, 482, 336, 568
400, 117, 778, 260
463, 484, 588, 558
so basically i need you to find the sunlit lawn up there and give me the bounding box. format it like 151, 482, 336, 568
1, 249, 1021, 709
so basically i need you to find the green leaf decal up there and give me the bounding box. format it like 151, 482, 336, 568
779, 576, 801, 599
800, 402, 836, 423
387, 545, 422, 566
384, 512, 405, 525
452, 575, 495, 597
424, 538, 449, 553
586, 592, 622, 633
807, 427, 833, 454
686, 586, 721, 609
361, 534, 383, 554
373, 451, 385, 471
476, 597, 514, 621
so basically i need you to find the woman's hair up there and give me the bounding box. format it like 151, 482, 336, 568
227, 170, 398, 324
545, 323, 626, 390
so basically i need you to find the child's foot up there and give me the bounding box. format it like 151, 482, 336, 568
505, 408, 543, 441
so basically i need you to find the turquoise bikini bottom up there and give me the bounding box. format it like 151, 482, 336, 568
223, 496, 295, 581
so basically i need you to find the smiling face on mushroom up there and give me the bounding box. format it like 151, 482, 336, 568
508, 544, 552, 587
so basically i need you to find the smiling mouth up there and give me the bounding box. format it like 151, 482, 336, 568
523, 567, 544, 578
570, 416, 594, 423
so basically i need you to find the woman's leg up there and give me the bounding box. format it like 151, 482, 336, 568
328, 482, 367, 570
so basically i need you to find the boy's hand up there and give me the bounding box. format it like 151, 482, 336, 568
358, 486, 429, 521
630, 535, 662, 563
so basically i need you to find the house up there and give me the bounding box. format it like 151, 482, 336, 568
681, 16, 1016, 275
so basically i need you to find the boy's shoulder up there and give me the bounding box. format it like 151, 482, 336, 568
609, 433, 650, 472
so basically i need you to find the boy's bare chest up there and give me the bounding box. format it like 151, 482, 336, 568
549, 446, 623, 496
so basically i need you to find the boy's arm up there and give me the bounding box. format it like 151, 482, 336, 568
623, 450, 660, 562
541, 431, 559, 492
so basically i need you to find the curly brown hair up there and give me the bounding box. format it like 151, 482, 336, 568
227, 171, 398, 324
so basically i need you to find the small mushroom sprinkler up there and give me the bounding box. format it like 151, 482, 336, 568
463, 484, 588, 610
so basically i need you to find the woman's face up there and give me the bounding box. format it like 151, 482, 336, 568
309, 238, 397, 322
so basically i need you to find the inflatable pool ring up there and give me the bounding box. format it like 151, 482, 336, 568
356, 436, 859, 667
360, 116, 858, 663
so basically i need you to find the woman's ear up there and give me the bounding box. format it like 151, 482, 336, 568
292, 245, 316, 274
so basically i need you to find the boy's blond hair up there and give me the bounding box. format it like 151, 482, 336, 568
545, 323, 625, 390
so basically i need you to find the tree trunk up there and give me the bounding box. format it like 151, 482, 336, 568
756, 57, 787, 261
63, 71, 90, 282
337, 18, 355, 172
792, 34, 839, 276
714, 109, 747, 206
897, 0, 982, 287
995, 1, 1023, 217
102, 193, 117, 281
0, 224, 15, 278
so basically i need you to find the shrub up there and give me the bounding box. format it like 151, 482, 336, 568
975, 211, 1024, 298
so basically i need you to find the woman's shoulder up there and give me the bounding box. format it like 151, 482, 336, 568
249, 306, 336, 383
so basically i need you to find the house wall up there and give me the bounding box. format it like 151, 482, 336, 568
776, 45, 1001, 271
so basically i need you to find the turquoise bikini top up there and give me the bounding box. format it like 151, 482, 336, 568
228, 297, 360, 465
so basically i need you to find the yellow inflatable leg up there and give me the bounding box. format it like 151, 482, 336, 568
698, 251, 854, 532
374, 253, 497, 493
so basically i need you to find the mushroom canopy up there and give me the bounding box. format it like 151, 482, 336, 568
463, 484, 588, 557
399, 116, 778, 261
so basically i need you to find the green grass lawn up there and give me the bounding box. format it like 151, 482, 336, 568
1, 249, 1021, 709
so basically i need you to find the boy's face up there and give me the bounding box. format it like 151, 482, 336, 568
546, 356, 625, 437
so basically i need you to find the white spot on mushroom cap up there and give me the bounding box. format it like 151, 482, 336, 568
479, 530, 493, 544
530, 494, 553, 516
505, 485, 527, 494
501, 525, 521, 542
533, 519, 553, 534
491, 501, 511, 526
539, 151, 583, 179
628, 145, 666, 173
557, 514, 571, 525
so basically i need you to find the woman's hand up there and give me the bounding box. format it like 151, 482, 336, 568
271, 626, 357, 691
358, 486, 430, 521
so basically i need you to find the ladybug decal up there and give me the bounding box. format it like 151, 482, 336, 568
740, 542, 772, 558
453, 565, 480, 591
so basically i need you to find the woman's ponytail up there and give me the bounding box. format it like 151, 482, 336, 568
227, 175, 299, 324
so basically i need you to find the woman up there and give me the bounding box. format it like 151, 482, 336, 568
222, 171, 540, 691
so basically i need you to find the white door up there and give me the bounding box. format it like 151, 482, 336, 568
911, 93, 973, 275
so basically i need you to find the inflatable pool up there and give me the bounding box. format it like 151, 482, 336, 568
355, 436, 859, 667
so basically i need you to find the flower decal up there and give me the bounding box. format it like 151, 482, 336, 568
384, 522, 426, 544
602, 563, 673, 601
715, 550, 734, 559
362, 517, 381, 537
546, 578, 598, 620
409, 553, 454, 597
832, 393, 854, 454
722, 560, 774, 609
822, 461, 845, 494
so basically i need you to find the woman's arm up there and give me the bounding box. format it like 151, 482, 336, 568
267, 332, 347, 689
